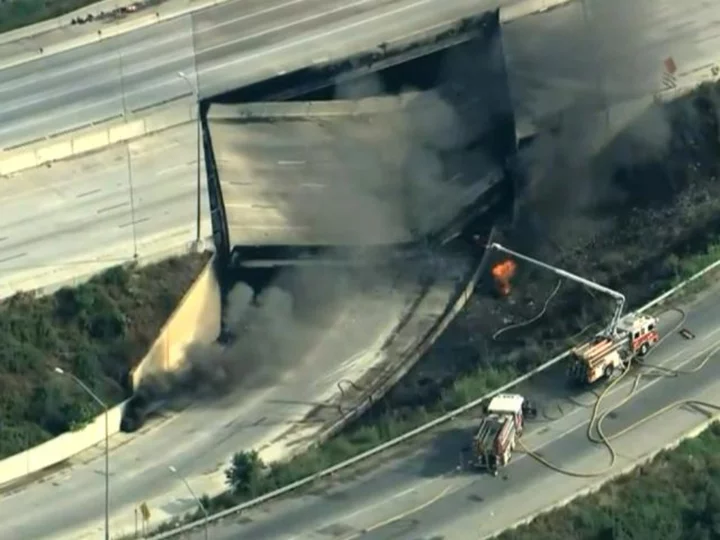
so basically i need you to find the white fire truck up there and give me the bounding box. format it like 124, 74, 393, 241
471, 393, 537, 475
488, 243, 660, 385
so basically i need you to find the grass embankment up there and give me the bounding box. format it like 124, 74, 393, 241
0, 252, 209, 459
152, 81, 720, 531
0, 0, 99, 34
496, 422, 720, 540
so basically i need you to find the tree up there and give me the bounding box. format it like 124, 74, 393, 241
226, 450, 264, 497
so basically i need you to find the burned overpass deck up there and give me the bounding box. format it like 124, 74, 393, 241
206, 93, 505, 251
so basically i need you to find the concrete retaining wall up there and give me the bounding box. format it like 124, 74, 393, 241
131, 254, 222, 387
0, 255, 220, 489
0, 401, 127, 488
0, 100, 194, 177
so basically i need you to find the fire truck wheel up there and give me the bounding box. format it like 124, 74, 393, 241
604, 365, 614, 380
639, 342, 650, 356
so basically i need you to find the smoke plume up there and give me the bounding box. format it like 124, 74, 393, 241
121, 250, 464, 432
501, 0, 713, 255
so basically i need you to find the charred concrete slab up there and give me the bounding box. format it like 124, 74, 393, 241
206, 93, 506, 250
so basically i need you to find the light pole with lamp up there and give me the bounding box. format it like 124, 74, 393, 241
118, 49, 139, 259
177, 70, 203, 252
168, 465, 209, 539
54, 367, 110, 540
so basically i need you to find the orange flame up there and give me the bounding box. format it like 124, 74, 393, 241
491, 259, 517, 296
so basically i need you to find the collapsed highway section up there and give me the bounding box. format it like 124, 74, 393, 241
0, 10, 517, 540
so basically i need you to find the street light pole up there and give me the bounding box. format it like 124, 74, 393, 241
54, 367, 110, 540
168, 465, 209, 540
178, 71, 202, 252
118, 49, 138, 259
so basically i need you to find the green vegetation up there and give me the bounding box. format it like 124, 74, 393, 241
0, 0, 99, 34
0, 252, 209, 458
496, 421, 720, 540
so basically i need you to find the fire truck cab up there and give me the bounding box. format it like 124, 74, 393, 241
472, 393, 536, 475
569, 314, 659, 385
615, 313, 659, 356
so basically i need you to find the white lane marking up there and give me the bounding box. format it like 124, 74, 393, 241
202, 0, 438, 73
0, 0, 313, 93
320, 476, 443, 527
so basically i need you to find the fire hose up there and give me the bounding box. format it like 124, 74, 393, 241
492, 279, 599, 345
517, 306, 720, 477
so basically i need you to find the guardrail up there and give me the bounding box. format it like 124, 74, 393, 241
149, 252, 720, 539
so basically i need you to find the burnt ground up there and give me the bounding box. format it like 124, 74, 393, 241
376, 81, 720, 424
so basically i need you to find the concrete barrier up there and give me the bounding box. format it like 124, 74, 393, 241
72, 129, 112, 155
0, 100, 194, 176
0, 253, 219, 489
131, 254, 221, 387
0, 401, 127, 488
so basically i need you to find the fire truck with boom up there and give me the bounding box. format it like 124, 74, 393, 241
488, 243, 660, 385
472, 393, 537, 475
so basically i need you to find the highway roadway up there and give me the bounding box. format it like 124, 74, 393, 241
0, 121, 211, 298
2, 0, 719, 152
0, 0, 509, 150
183, 283, 720, 540
0, 256, 468, 540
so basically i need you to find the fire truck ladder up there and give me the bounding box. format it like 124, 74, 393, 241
489, 243, 627, 339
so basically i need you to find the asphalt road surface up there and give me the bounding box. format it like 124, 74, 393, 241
0, 261, 454, 540
0, 0, 506, 150
0, 121, 211, 298
184, 283, 720, 540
